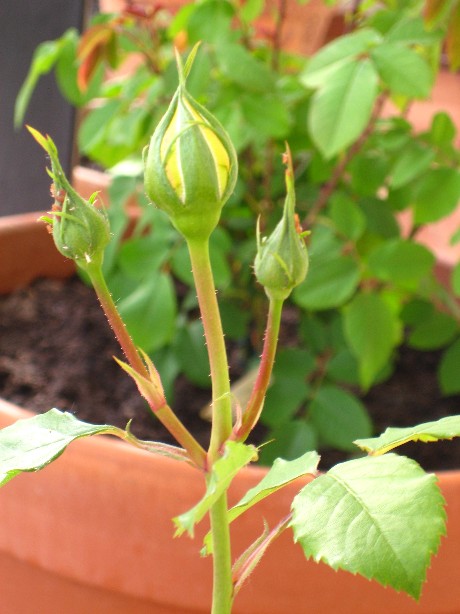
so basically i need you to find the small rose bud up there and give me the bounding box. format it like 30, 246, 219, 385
28, 126, 110, 270
254, 146, 309, 300
144, 45, 238, 241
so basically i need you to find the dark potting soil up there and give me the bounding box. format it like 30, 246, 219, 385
0, 276, 459, 472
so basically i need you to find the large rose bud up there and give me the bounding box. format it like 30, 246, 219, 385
144, 45, 238, 241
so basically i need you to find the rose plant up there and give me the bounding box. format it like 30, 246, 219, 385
2, 46, 460, 612
14, 0, 460, 465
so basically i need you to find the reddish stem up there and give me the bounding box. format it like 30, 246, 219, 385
234, 297, 284, 442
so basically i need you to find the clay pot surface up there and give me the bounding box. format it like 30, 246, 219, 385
0, 395, 459, 613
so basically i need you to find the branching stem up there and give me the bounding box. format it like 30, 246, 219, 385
86, 262, 207, 469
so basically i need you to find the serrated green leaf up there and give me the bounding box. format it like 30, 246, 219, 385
329, 193, 366, 240
355, 415, 460, 454
389, 142, 435, 189
408, 310, 458, 349
187, 0, 235, 44
216, 43, 275, 92
241, 93, 291, 139
174, 442, 257, 537
371, 43, 433, 98
0, 409, 124, 487
349, 153, 389, 197
208, 242, 232, 290
273, 348, 316, 380
55, 30, 91, 106
301, 29, 382, 88
384, 16, 442, 45
429, 112, 457, 149
239, 0, 264, 22
118, 235, 172, 279
219, 300, 249, 340
368, 239, 435, 290
55, 29, 104, 107
118, 272, 177, 353
15, 38, 65, 127
326, 348, 360, 385
214, 102, 251, 152
171, 242, 194, 286
293, 256, 360, 310
291, 454, 446, 599
310, 385, 372, 451
439, 339, 460, 395
173, 320, 211, 388
299, 312, 329, 353
77, 100, 122, 162
359, 197, 401, 238
261, 379, 310, 427
401, 298, 433, 325
453, 262, 460, 296
414, 168, 460, 224
343, 293, 400, 389
308, 59, 379, 159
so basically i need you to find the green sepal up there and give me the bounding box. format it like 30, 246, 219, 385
113, 356, 165, 407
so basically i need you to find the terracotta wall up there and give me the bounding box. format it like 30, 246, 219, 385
98, 0, 339, 56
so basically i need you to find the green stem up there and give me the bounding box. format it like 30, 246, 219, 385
235, 296, 284, 442
210, 492, 233, 614
186, 238, 233, 613
186, 239, 233, 459
86, 263, 207, 469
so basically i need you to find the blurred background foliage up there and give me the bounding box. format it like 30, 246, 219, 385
17, 0, 460, 463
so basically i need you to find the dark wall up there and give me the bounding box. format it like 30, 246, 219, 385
0, 1, 89, 216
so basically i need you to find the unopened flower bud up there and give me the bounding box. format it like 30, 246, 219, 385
254, 147, 309, 300
29, 126, 110, 270
144, 45, 237, 241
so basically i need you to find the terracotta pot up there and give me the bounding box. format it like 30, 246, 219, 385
1, 213, 460, 613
